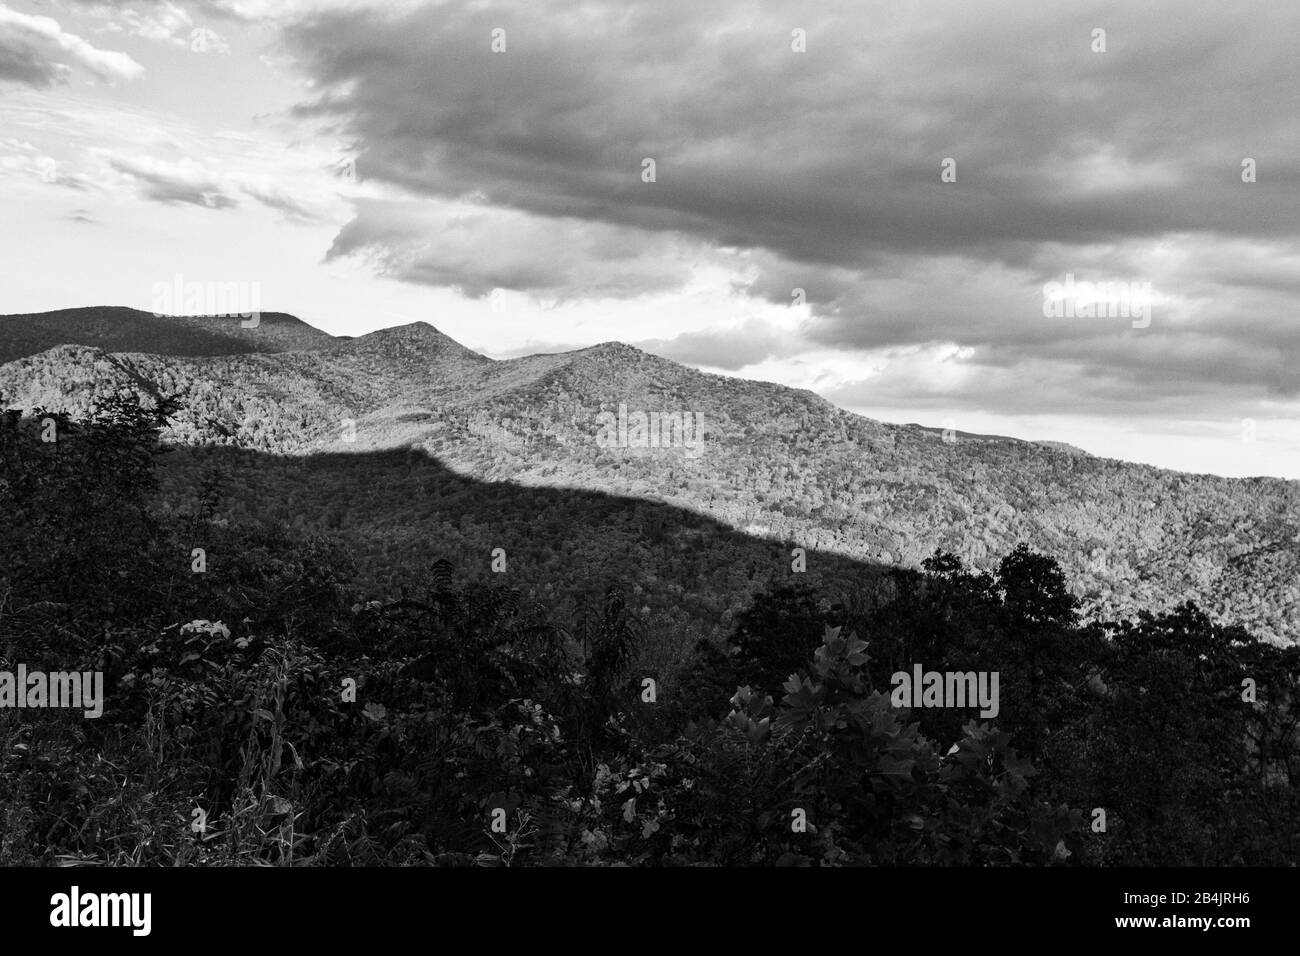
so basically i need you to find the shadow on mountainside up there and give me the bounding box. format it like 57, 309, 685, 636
160, 441, 895, 640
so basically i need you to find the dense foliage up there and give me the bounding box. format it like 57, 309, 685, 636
2, 399, 1295, 866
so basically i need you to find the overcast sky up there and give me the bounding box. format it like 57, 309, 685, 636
3, 0, 1299, 478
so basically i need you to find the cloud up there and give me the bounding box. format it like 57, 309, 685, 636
0, 97, 351, 226
325, 198, 708, 299
0, 4, 143, 87
67, 0, 397, 24
284, 0, 1300, 270
274, 0, 1300, 427
0, 138, 93, 191
107, 154, 239, 208
87, 1, 191, 45
635, 319, 798, 371
239, 182, 318, 221
81, 2, 232, 55
101, 151, 332, 219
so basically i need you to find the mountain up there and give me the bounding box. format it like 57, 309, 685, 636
1, 307, 1297, 643
0, 306, 332, 363
1034, 440, 1091, 456
910, 423, 1091, 456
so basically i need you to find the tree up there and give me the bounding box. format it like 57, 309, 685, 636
998, 543, 1078, 626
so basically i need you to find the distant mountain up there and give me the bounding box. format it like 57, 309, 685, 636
909, 423, 1091, 457
1, 307, 1296, 643
0, 306, 332, 363
1034, 440, 1092, 457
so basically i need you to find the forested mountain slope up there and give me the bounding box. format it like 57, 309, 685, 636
0, 306, 331, 363
1, 309, 1296, 643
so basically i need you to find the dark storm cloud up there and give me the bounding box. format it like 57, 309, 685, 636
279, 0, 1300, 412
284, 0, 1299, 267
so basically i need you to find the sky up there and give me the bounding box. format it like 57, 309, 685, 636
2, 0, 1299, 479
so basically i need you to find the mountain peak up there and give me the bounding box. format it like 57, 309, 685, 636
336, 320, 493, 366
379, 320, 442, 334
574, 341, 660, 361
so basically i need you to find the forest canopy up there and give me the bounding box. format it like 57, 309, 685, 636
1, 398, 1296, 867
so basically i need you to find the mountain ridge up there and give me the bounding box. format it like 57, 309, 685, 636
0, 308, 1079, 456
0, 306, 332, 362
0, 308, 1230, 469
2, 305, 1297, 643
